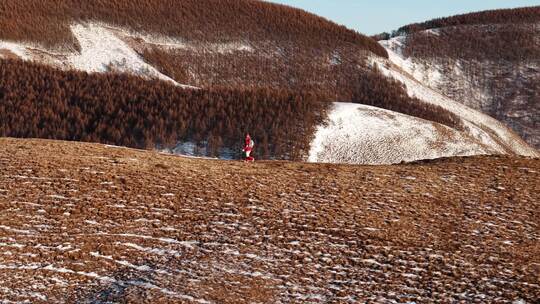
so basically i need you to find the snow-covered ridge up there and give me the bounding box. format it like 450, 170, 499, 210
306, 39, 537, 165
308, 103, 489, 165
379, 35, 444, 89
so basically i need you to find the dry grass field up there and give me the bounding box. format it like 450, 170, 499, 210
0, 138, 538, 303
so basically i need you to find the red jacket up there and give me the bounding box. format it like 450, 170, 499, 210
244, 135, 254, 152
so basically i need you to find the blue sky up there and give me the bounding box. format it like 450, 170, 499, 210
266, 0, 540, 35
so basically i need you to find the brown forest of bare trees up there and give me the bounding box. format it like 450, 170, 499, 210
403, 23, 540, 62
140, 45, 373, 101
0, 1, 470, 157
0, 60, 329, 160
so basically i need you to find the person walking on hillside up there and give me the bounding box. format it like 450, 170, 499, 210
243, 133, 255, 162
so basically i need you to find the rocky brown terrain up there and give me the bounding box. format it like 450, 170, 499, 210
0, 138, 539, 303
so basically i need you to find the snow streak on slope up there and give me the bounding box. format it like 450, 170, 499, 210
375, 39, 539, 157
0, 23, 196, 89
112, 26, 254, 54
0, 42, 29, 60
308, 103, 488, 164
67, 24, 196, 88
379, 35, 445, 89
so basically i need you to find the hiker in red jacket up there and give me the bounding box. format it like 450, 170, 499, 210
243, 133, 255, 162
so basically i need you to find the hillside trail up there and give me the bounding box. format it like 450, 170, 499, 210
0, 138, 538, 303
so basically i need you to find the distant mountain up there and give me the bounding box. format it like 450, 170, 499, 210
378, 6, 540, 149
0, 1, 537, 163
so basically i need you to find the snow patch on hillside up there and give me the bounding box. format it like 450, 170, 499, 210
380, 36, 491, 110
380, 36, 444, 88
308, 103, 488, 165
0, 23, 197, 89
0, 42, 30, 60
104, 25, 254, 54
136, 37, 253, 54
68, 24, 195, 88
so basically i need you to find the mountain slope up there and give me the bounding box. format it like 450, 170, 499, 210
3, 57, 536, 165
0, 0, 384, 54
395, 6, 540, 34
0, 0, 386, 100
0, 138, 539, 303
368, 55, 538, 158
0, 1, 537, 163
378, 7, 540, 149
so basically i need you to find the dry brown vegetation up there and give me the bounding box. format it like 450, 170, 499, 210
138, 45, 370, 99
139, 47, 465, 132
0, 60, 329, 160
0, 138, 539, 303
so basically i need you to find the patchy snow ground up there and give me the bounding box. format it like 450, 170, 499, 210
308, 103, 488, 164
0, 138, 538, 303
376, 37, 538, 157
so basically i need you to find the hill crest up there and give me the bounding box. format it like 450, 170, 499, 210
396, 6, 540, 35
